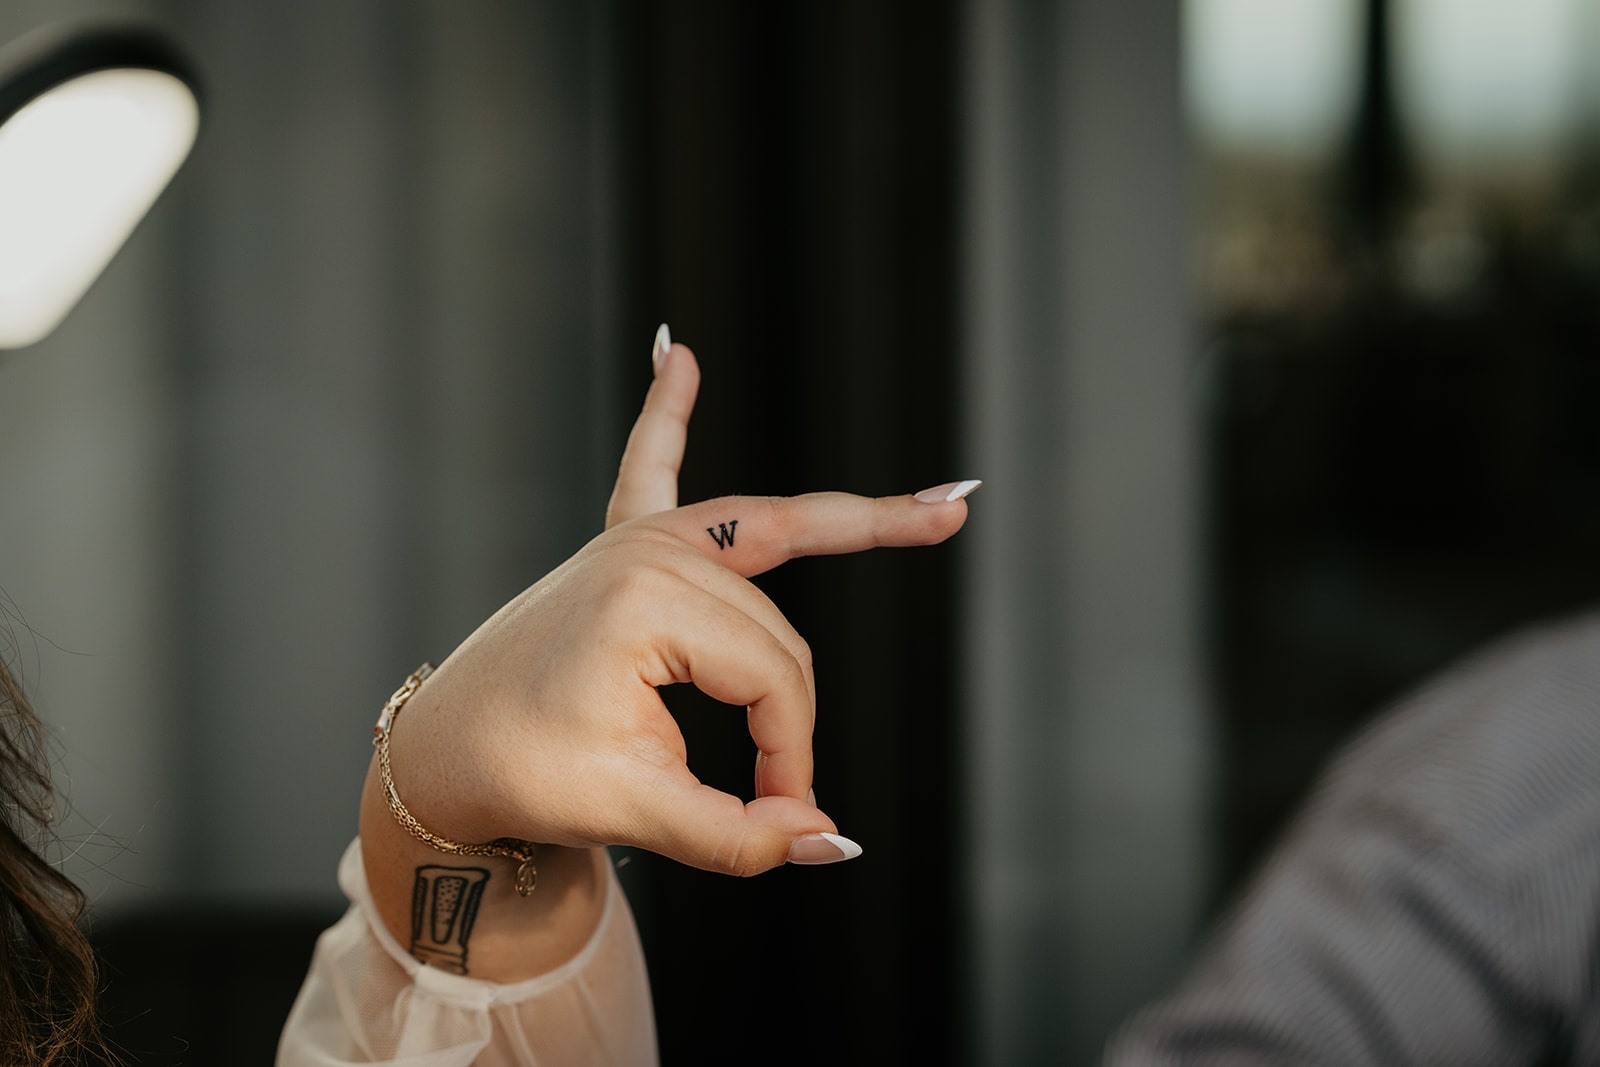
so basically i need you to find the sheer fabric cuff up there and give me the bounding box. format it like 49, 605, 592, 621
276, 839, 658, 1066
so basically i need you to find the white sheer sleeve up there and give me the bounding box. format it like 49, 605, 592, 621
276, 840, 658, 1066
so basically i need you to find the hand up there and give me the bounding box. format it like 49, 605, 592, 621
390, 486, 973, 876
385, 326, 978, 877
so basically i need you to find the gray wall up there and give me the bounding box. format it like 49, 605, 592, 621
0, 0, 627, 911
962, 1, 1209, 1060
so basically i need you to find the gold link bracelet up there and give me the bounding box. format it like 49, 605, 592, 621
373, 663, 539, 896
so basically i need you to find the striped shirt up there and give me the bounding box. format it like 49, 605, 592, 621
1107, 610, 1600, 1065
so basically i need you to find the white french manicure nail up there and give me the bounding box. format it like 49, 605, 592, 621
653, 322, 672, 372
787, 832, 863, 865
914, 479, 982, 504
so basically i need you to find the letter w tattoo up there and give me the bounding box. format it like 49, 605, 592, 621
706, 520, 738, 549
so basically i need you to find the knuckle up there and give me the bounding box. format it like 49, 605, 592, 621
762, 495, 789, 537
598, 558, 680, 611
787, 641, 811, 682
792, 635, 815, 675
709, 826, 773, 878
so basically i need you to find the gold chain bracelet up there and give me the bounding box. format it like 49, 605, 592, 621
373, 663, 539, 896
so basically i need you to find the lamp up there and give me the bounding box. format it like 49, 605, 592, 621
0, 22, 200, 350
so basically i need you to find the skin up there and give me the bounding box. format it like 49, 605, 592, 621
358, 337, 971, 981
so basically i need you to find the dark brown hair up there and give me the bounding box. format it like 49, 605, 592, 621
0, 657, 107, 1065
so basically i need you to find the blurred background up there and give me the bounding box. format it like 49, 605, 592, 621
0, 0, 1596, 1063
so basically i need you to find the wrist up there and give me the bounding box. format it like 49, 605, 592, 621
373, 663, 539, 894
359, 755, 608, 981
360, 664, 609, 981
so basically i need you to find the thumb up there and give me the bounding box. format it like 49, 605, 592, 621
619, 774, 862, 876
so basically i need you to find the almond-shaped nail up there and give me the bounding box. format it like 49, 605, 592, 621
914, 479, 982, 504
787, 832, 863, 865
652, 322, 672, 372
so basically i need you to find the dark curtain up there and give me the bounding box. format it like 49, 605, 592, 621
612, 3, 966, 1063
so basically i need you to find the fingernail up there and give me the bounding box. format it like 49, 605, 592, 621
807, 788, 817, 807
652, 322, 672, 372
914, 479, 982, 504
787, 832, 863, 865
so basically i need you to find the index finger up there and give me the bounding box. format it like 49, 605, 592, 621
625, 481, 982, 579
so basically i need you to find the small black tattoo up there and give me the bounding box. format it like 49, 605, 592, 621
410, 864, 489, 975
706, 520, 739, 549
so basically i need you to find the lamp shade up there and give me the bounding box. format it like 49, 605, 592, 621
0, 23, 200, 350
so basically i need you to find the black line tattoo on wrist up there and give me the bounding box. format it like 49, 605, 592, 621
706, 519, 738, 549
410, 864, 489, 975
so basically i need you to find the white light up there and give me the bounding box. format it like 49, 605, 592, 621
1394, 0, 1584, 168
0, 67, 198, 349
1184, 0, 1364, 158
